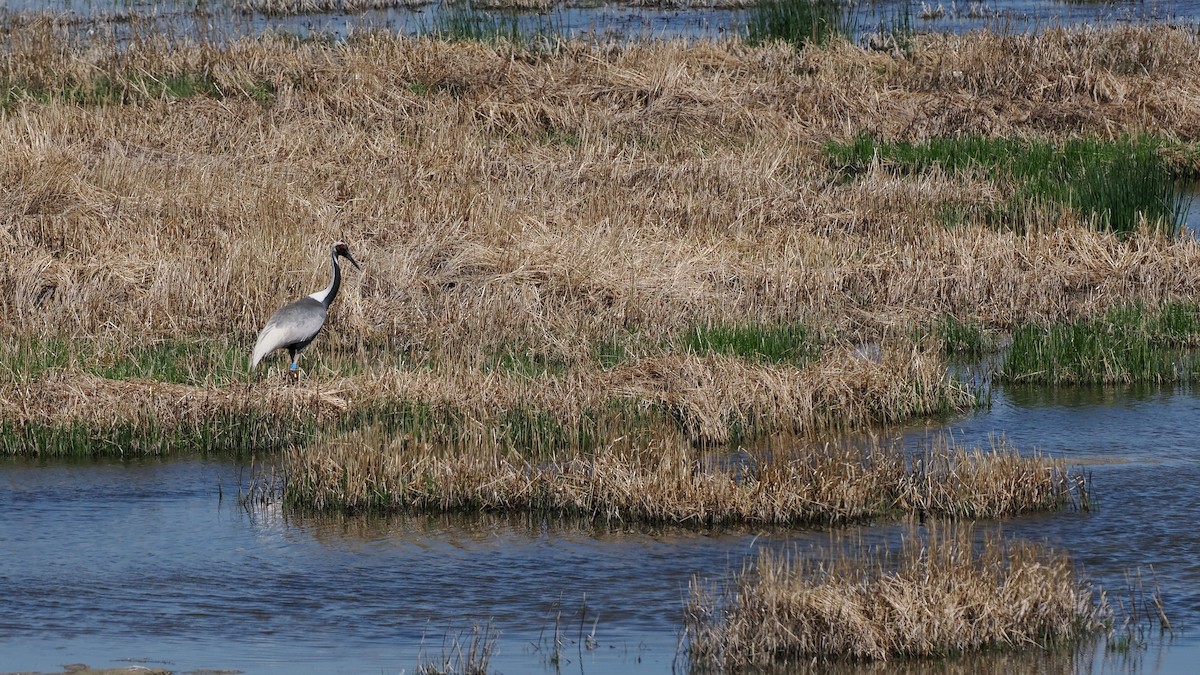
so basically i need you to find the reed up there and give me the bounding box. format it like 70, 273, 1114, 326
745, 0, 852, 48
685, 523, 1107, 668
1000, 303, 1200, 384
428, 3, 562, 48
937, 314, 994, 357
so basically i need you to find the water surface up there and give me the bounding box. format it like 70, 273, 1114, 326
5, 0, 1200, 43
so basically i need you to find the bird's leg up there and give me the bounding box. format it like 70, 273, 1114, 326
288, 350, 300, 384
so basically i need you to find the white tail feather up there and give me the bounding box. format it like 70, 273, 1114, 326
251, 324, 289, 368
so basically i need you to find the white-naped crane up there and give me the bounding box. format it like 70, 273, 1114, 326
251, 241, 361, 378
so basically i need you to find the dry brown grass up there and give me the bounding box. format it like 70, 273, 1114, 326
285, 427, 1085, 523
233, 0, 430, 16
0, 337, 967, 453
3, 19, 1200, 453
686, 523, 1107, 668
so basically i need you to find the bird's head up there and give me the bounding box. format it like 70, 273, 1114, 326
333, 241, 362, 270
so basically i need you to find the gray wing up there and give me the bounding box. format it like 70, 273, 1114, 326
251, 297, 328, 366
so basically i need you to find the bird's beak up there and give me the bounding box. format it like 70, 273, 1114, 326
345, 252, 362, 270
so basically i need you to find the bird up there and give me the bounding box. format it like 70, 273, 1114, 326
250, 241, 361, 378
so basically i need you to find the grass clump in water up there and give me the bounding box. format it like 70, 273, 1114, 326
284, 428, 1086, 521
826, 135, 1185, 235
686, 524, 1107, 668
416, 621, 498, 675
1000, 303, 1200, 384
745, 0, 851, 48
428, 3, 562, 49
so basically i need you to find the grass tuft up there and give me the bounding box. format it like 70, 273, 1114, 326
428, 3, 562, 49
1000, 303, 1200, 384
827, 135, 1186, 234
682, 321, 818, 365
745, 0, 852, 49
933, 314, 994, 357
417, 620, 498, 675
686, 523, 1108, 667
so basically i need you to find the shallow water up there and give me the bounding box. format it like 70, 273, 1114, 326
6, 0, 1200, 43
2, 382, 1200, 673
909, 383, 1200, 621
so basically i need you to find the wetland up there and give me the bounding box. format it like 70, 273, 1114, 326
2, 2, 1200, 672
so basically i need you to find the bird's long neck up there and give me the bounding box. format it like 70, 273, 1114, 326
309, 250, 342, 308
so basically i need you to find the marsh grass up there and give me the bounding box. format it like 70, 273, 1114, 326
932, 315, 993, 357
94, 340, 249, 385
428, 2, 563, 48
592, 335, 630, 370
1107, 566, 1174, 652
486, 342, 569, 377
0, 337, 250, 386
236, 0, 429, 15
0, 366, 351, 455
827, 135, 1185, 234
686, 523, 1107, 668
0, 337, 73, 377
284, 427, 1085, 522
0, 338, 971, 456
1000, 303, 1200, 384
497, 405, 599, 456
745, 0, 852, 48
5, 22, 1200, 455
682, 321, 818, 365
0, 410, 311, 457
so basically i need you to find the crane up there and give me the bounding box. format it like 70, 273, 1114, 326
250, 241, 361, 379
